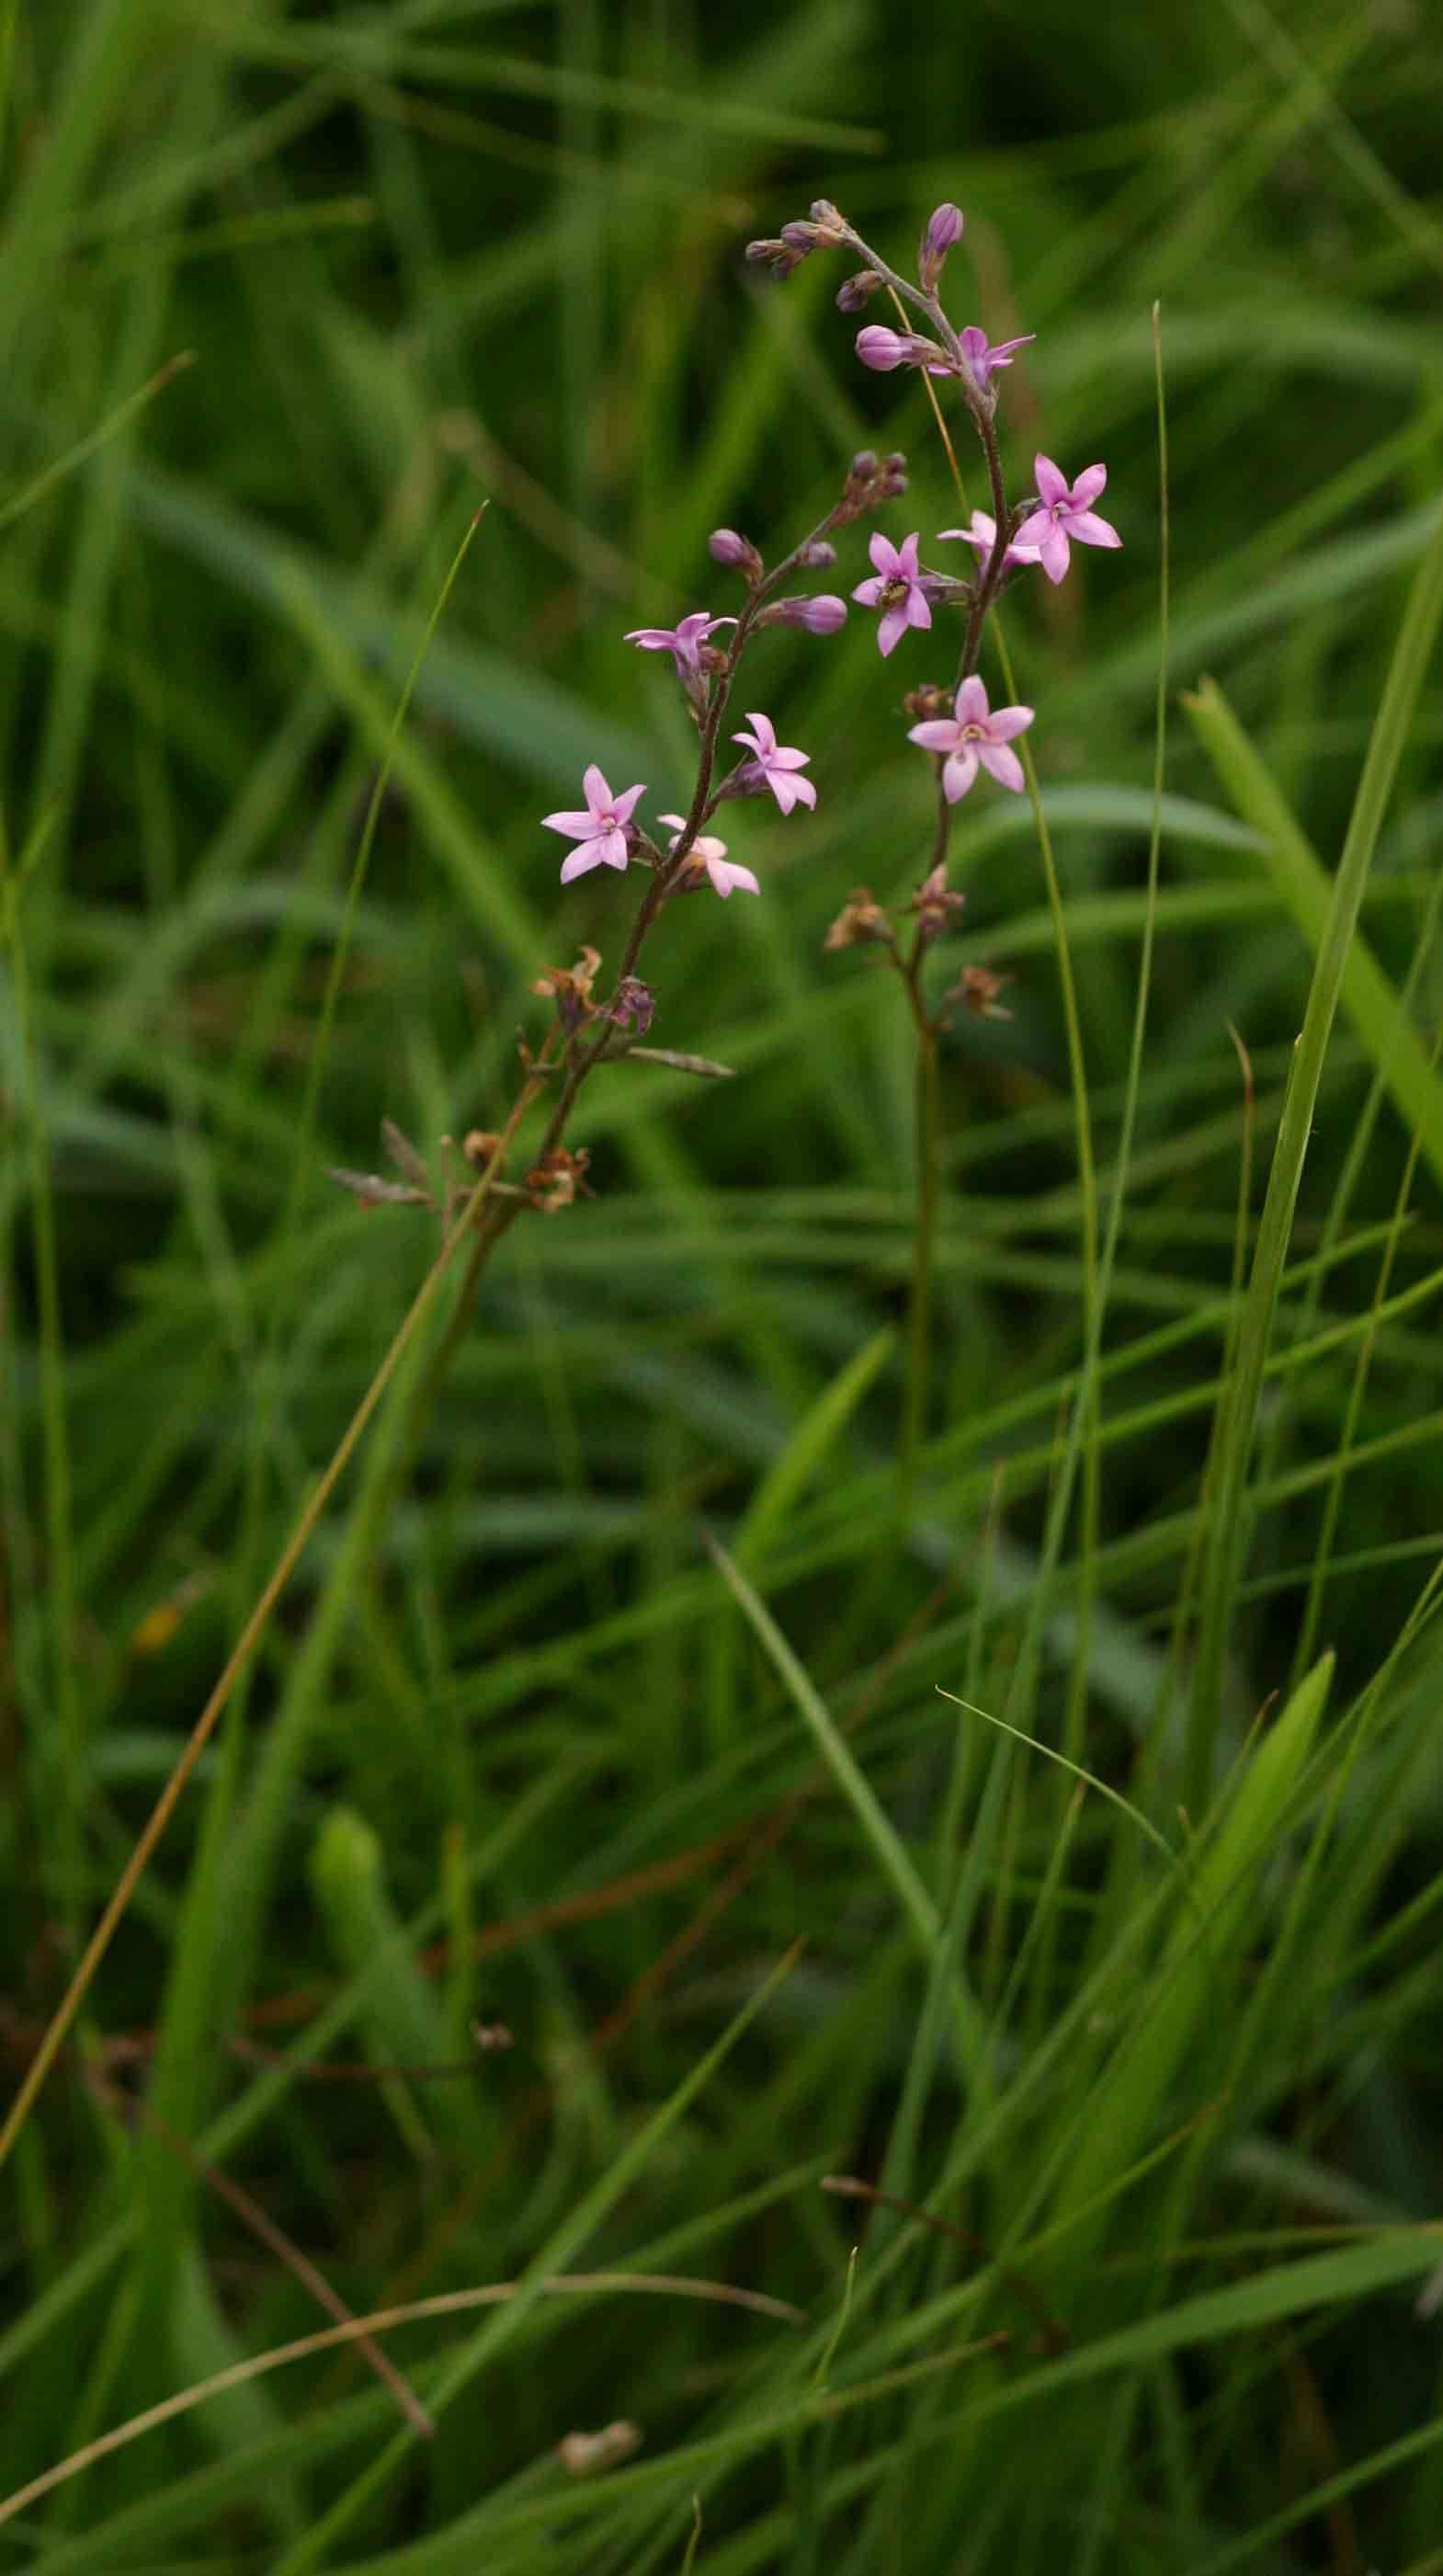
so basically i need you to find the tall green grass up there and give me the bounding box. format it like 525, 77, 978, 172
4, 1, 1443, 2569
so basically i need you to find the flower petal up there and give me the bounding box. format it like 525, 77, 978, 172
868, 530, 899, 576
1070, 463, 1108, 507
1037, 527, 1071, 584
977, 741, 1025, 792
876, 602, 907, 656
623, 628, 678, 650
1068, 509, 1122, 551
908, 719, 962, 754
541, 808, 600, 838
559, 845, 602, 883
609, 782, 647, 826
904, 584, 933, 632
941, 747, 979, 802
955, 674, 990, 726
1034, 455, 1068, 510
895, 532, 921, 577
709, 857, 760, 897
1010, 507, 1050, 551
582, 763, 613, 813
656, 812, 687, 831
852, 576, 887, 607
765, 746, 811, 769
740, 712, 776, 756
597, 830, 630, 870
986, 704, 1034, 741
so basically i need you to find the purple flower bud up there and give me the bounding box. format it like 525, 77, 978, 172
849, 450, 880, 480
709, 527, 763, 578
808, 199, 847, 241
797, 538, 836, 567
918, 200, 963, 290
771, 593, 848, 634
835, 268, 881, 313
779, 220, 818, 257
745, 236, 804, 280
855, 325, 913, 371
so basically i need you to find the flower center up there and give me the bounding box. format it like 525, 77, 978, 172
959, 722, 986, 743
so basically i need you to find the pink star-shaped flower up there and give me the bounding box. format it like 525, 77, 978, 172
907, 675, 1034, 802
541, 763, 647, 882
852, 530, 932, 658
622, 610, 735, 678
956, 325, 1034, 390
1012, 457, 1122, 585
731, 712, 816, 815
658, 815, 760, 899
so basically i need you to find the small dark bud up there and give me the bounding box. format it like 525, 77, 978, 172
808, 198, 848, 241
883, 451, 907, 474
745, 236, 804, 280
835, 268, 881, 313
942, 963, 1013, 1024
608, 975, 655, 1037
849, 450, 879, 481
903, 682, 955, 723
779, 220, 818, 256
797, 537, 836, 567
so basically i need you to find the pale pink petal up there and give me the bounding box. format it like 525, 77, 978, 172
1070, 463, 1108, 508
1068, 509, 1122, 551
1037, 526, 1071, 584
908, 719, 962, 754
708, 856, 760, 898
941, 747, 979, 802
584, 763, 616, 815
597, 829, 630, 870
609, 782, 647, 826
977, 741, 1025, 792
770, 771, 815, 815
877, 602, 908, 657
955, 675, 990, 726
541, 807, 600, 838
1013, 508, 1052, 552
559, 845, 603, 883
868, 530, 900, 577
656, 812, 687, 831
739, 712, 776, 756
895, 532, 921, 577
1034, 455, 1068, 510
624, 627, 680, 650
852, 576, 888, 607
904, 584, 932, 632
765, 746, 811, 769
986, 705, 1034, 741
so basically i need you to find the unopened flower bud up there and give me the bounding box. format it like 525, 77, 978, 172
797, 538, 836, 567
762, 593, 848, 635
856, 325, 914, 371
709, 527, 763, 579
608, 975, 655, 1036
808, 198, 847, 240
849, 450, 879, 482
918, 200, 964, 291
779, 220, 819, 256
835, 268, 881, 313
745, 235, 805, 280
903, 682, 954, 723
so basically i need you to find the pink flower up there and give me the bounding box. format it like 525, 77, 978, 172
957, 325, 1034, 389
658, 815, 760, 899
730, 712, 816, 815
541, 764, 647, 882
907, 675, 1033, 802
852, 530, 932, 658
1012, 457, 1122, 585
937, 511, 1043, 575
623, 610, 735, 678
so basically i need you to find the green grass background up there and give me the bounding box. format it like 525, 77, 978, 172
5, 0, 1443, 2567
